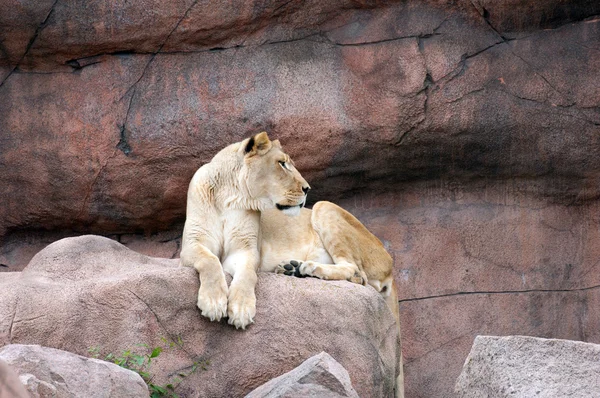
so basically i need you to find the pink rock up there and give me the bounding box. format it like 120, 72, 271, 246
339, 191, 600, 398
1, 1, 598, 240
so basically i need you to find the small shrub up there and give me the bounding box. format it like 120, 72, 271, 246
89, 336, 207, 398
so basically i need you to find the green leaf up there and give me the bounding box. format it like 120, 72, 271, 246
150, 392, 161, 398
150, 384, 168, 394
87, 347, 100, 358
133, 355, 145, 367
150, 347, 163, 358
138, 371, 151, 380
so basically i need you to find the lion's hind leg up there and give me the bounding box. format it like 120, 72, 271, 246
310, 200, 405, 398
310, 201, 395, 286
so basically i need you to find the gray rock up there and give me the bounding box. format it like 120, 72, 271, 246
455, 335, 600, 397
245, 352, 359, 398
0, 344, 148, 398
0, 359, 29, 398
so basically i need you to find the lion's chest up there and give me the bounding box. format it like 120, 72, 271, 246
258, 208, 332, 272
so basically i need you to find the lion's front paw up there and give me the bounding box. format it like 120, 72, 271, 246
275, 260, 306, 277
227, 287, 256, 330
197, 283, 228, 322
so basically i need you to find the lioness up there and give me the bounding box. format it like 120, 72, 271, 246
181, 132, 404, 397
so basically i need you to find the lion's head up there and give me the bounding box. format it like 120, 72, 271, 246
238, 132, 310, 216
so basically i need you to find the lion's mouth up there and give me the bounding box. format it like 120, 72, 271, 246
276, 204, 301, 216
276, 203, 301, 211
276, 196, 306, 211
276, 198, 305, 216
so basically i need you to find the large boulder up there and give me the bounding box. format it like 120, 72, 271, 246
246, 352, 359, 398
0, 344, 148, 398
0, 235, 399, 398
455, 335, 600, 397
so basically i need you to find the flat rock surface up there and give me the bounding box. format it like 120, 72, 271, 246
455, 335, 600, 397
0, 235, 399, 398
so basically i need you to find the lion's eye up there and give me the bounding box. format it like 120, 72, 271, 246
279, 161, 289, 170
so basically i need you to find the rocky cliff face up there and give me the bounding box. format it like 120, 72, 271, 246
1, 1, 599, 397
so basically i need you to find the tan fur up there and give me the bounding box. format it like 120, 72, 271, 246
181, 133, 403, 397
181, 132, 309, 329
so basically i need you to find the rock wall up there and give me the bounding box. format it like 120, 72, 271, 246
1, 1, 599, 397
341, 190, 600, 397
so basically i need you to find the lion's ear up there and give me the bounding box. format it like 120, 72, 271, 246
244, 131, 272, 156
272, 139, 282, 149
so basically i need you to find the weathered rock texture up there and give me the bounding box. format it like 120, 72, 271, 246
0, 344, 148, 398
0, 359, 28, 398
1, 1, 599, 238
0, 235, 399, 398
455, 335, 600, 397
245, 352, 360, 398
1, 1, 599, 397
343, 191, 600, 398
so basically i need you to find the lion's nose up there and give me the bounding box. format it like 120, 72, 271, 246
302, 186, 310, 194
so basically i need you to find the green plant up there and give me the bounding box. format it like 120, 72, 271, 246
89, 336, 207, 398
